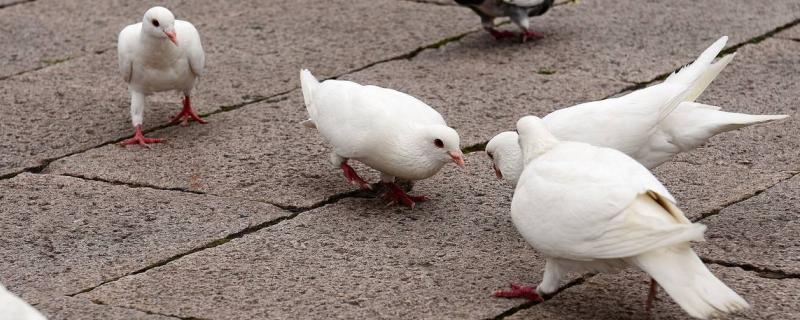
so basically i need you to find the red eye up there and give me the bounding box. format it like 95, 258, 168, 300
152, 19, 160, 27
434, 139, 444, 148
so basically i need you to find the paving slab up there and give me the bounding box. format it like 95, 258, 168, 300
45, 94, 362, 208
74, 153, 566, 319
653, 38, 800, 219
34, 295, 176, 320
695, 174, 800, 275
0, 173, 290, 303
0, 0, 476, 176
506, 266, 800, 320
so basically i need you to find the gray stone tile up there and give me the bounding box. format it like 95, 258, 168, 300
45, 94, 360, 208
0, 173, 289, 302
506, 266, 800, 320
75, 154, 560, 319
776, 24, 800, 40
653, 39, 800, 220
35, 295, 176, 320
696, 174, 800, 275
0, 0, 476, 176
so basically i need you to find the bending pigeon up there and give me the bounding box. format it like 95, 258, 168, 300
117, 6, 206, 147
495, 116, 749, 319
300, 70, 465, 208
0, 284, 47, 320
454, 0, 555, 42
486, 36, 787, 186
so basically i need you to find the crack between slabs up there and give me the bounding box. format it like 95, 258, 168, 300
0, 0, 34, 9
60, 174, 371, 298
0, 46, 113, 82
86, 298, 210, 320
693, 170, 799, 222
488, 274, 595, 320
702, 258, 800, 280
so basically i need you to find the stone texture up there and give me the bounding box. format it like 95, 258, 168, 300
506, 266, 800, 320
653, 39, 800, 220
35, 295, 176, 320
0, 0, 476, 176
45, 94, 361, 208
76, 154, 563, 319
776, 24, 800, 40
696, 174, 800, 275
0, 173, 289, 303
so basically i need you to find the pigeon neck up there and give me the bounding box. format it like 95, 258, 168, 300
519, 127, 559, 166
138, 32, 179, 57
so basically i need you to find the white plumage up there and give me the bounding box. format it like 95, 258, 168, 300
300, 70, 465, 207
117, 6, 206, 147
0, 284, 47, 320
486, 36, 788, 186
507, 116, 749, 319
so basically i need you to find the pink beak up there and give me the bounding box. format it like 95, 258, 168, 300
165, 30, 177, 45
492, 163, 503, 179
449, 151, 465, 168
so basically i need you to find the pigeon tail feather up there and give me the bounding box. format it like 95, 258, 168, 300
631, 245, 749, 319
300, 69, 320, 126
665, 36, 729, 102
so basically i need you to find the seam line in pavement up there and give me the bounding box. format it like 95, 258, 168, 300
61, 177, 371, 298
86, 297, 209, 320
488, 274, 595, 320
702, 258, 800, 280
0, 0, 34, 9
694, 170, 799, 222
0, 47, 113, 82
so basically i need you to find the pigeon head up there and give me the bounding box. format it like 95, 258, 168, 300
142, 6, 177, 45
516, 116, 559, 165
416, 125, 465, 168
485, 131, 523, 186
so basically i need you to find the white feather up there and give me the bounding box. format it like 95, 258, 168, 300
512, 116, 749, 319
488, 36, 788, 185
0, 284, 47, 320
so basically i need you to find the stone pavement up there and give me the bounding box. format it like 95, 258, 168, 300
0, 0, 798, 319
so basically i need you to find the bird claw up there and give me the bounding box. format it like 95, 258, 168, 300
120, 125, 163, 148
382, 183, 427, 209
521, 30, 545, 43
169, 96, 207, 126
487, 28, 517, 40
493, 283, 543, 302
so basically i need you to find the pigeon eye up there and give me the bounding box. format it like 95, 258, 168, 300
434, 139, 444, 148
152, 19, 160, 27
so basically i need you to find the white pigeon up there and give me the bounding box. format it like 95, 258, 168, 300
494, 115, 750, 319
117, 6, 206, 147
299, 70, 465, 208
486, 36, 788, 186
0, 284, 47, 320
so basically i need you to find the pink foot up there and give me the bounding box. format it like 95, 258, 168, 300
487, 28, 516, 40
383, 183, 428, 209
494, 283, 544, 301
341, 162, 372, 190
120, 125, 163, 148
522, 30, 545, 42
169, 96, 207, 126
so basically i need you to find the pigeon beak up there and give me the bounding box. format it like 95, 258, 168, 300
492, 163, 503, 179
165, 30, 177, 45
449, 151, 465, 168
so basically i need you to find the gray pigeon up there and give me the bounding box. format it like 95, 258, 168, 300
455, 0, 554, 42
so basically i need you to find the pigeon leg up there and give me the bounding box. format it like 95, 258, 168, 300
341, 161, 372, 190
120, 125, 163, 148
645, 278, 659, 312
169, 96, 207, 126
383, 182, 428, 209
494, 283, 544, 301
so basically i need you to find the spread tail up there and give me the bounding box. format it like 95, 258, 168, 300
631, 245, 749, 319
299, 69, 320, 127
